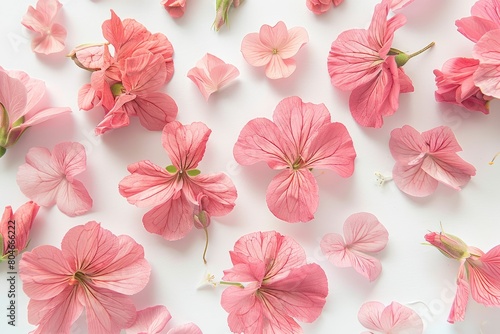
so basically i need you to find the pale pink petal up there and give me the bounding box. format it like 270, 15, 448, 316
392, 161, 438, 197
162, 0, 187, 18
420, 153, 476, 191
467, 245, 500, 306
20, 107, 71, 129
422, 126, 463, 154
0, 70, 28, 125
167, 323, 203, 334
258, 21, 289, 50
473, 30, 500, 98
448, 263, 470, 323
343, 212, 388, 253
54, 178, 92, 217
358, 301, 385, 331
390, 0, 415, 11
143, 195, 194, 240
95, 108, 131, 135
122, 53, 167, 94
306, 0, 333, 15
221, 283, 263, 334
471, 0, 500, 26
265, 55, 296, 79
359, 301, 423, 333
78, 84, 99, 110
456, 16, 499, 43
31, 23, 67, 54
126, 305, 171, 334
389, 125, 427, 165
0, 206, 14, 254
278, 26, 309, 59
124, 92, 178, 131
69, 44, 105, 71
241, 33, 273, 67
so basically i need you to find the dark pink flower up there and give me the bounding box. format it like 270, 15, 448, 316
456, 0, 500, 43
0, 201, 39, 259
233, 96, 356, 223
221, 231, 328, 334
389, 125, 476, 197
161, 0, 186, 18
358, 301, 423, 333
19, 221, 151, 333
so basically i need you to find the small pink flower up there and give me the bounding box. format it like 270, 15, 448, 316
241, 21, 309, 79
16, 142, 93, 217
19, 221, 151, 333
161, 0, 187, 18
233, 96, 356, 223
358, 301, 423, 333
425, 230, 500, 323
125, 305, 203, 334
456, 0, 500, 43
0, 201, 39, 259
306, 0, 343, 15
187, 53, 239, 100
389, 125, 476, 197
472, 29, 500, 99
321, 212, 388, 281
221, 231, 328, 334
434, 57, 492, 113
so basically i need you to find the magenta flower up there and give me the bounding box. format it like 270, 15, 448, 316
434, 57, 492, 113
306, 0, 343, 15
16, 142, 93, 217
233, 96, 356, 223
125, 305, 202, 334
19, 221, 151, 333
389, 125, 476, 197
0, 201, 39, 259
241, 21, 308, 79
221, 231, 328, 334
119, 121, 237, 242
358, 301, 423, 333
321, 212, 388, 281
425, 230, 500, 323
456, 0, 500, 43
161, 0, 186, 18
21, 0, 66, 55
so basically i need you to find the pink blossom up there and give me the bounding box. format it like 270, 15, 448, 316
434, 57, 492, 114
21, 0, 66, 54
472, 29, 500, 99
358, 301, 423, 333
321, 212, 388, 281
233, 96, 356, 223
161, 0, 186, 18
456, 0, 500, 43
0, 68, 71, 158
1, 201, 39, 259
187, 53, 239, 101
221, 231, 328, 334
425, 230, 500, 323
306, 0, 343, 15
119, 121, 237, 241
16, 142, 93, 217
19, 221, 151, 333
389, 125, 476, 197
241, 21, 308, 79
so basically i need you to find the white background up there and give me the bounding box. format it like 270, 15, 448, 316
1, 0, 500, 333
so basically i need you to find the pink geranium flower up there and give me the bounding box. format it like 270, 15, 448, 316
434, 57, 492, 114
472, 29, 500, 99
306, 0, 343, 15
161, 0, 187, 18
233, 96, 356, 223
19, 221, 151, 333
0, 68, 71, 158
1, 201, 39, 260
425, 230, 500, 323
221, 231, 328, 334
321, 212, 388, 281
119, 121, 237, 243
187, 53, 239, 101
456, 0, 500, 43
389, 125, 476, 197
21, 0, 66, 54
241, 21, 308, 79
16, 142, 93, 217
126, 305, 202, 334
358, 301, 423, 333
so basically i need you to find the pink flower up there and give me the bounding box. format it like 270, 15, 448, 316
1, 201, 39, 259
125, 305, 203, 334
119, 121, 237, 241
434, 57, 492, 114
161, 0, 187, 18
0, 68, 71, 158
187, 53, 239, 101
221, 231, 328, 334
425, 230, 500, 323
320, 212, 388, 281
233, 96, 356, 223
213, 0, 242, 31
16, 142, 93, 217
67, 44, 106, 71
456, 0, 500, 43
306, 0, 343, 15
472, 29, 500, 99
241, 21, 308, 79
358, 301, 423, 333
389, 125, 476, 197
19, 221, 151, 333
21, 0, 67, 54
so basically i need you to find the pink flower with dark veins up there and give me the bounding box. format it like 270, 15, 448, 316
456, 0, 500, 43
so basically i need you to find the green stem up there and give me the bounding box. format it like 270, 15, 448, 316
407, 42, 435, 59
202, 227, 209, 264
219, 281, 245, 288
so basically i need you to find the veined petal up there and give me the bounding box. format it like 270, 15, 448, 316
265, 55, 296, 79
241, 33, 272, 67
51, 142, 87, 179
421, 126, 463, 154
20, 106, 71, 129
0, 70, 28, 125
122, 53, 167, 94
473, 30, 500, 98
448, 263, 470, 323
358, 301, 385, 331
471, 0, 500, 27
369, 0, 406, 54
124, 92, 177, 131
143, 195, 193, 240
359, 301, 423, 333
467, 245, 500, 306
221, 284, 264, 334
32, 23, 67, 55
343, 212, 388, 253
278, 26, 309, 59
259, 21, 288, 50
102, 10, 125, 50
167, 323, 203, 334
420, 153, 476, 190
392, 161, 439, 197
389, 125, 427, 164
456, 16, 499, 43
55, 178, 93, 217
126, 305, 171, 334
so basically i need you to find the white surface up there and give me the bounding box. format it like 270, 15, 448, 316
1, 0, 500, 333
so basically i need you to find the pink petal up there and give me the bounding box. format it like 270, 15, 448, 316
31, 22, 67, 54
264, 55, 296, 79
122, 53, 167, 94
78, 84, 99, 110
358, 301, 423, 333
0, 70, 28, 125
368, 1, 406, 54
5, 69, 46, 120
0, 206, 14, 253
162, 0, 187, 18
143, 195, 194, 240
343, 212, 388, 253
456, 16, 499, 43
306, 0, 333, 15
241, 33, 272, 67
421, 126, 463, 154
392, 161, 439, 197
54, 178, 93, 217
167, 323, 203, 334
124, 92, 178, 131
266, 169, 318, 223
69, 44, 105, 71
21, 107, 71, 129
126, 305, 171, 334
102, 10, 125, 50
420, 153, 476, 191
358, 301, 385, 331
259, 21, 289, 50
448, 263, 470, 323
390, 0, 415, 11
389, 125, 427, 164
471, 0, 500, 26
473, 30, 500, 98
278, 26, 309, 59
467, 245, 500, 307
221, 283, 263, 334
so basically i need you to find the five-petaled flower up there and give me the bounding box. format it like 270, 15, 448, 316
358, 301, 423, 333
0, 201, 39, 260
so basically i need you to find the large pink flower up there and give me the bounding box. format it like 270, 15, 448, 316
221, 231, 328, 334
0, 68, 71, 158
425, 230, 500, 323
358, 301, 423, 333
241, 21, 309, 79
233, 96, 356, 223
456, 0, 500, 43
389, 125, 476, 197
119, 121, 237, 241
1, 201, 39, 259
19, 221, 151, 333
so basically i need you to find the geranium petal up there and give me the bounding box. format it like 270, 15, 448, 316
125, 92, 177, 131
389, 125, 427, 164
0, 70, 28, 125
143, 195, 193, 240
420, 153, 476, 190
32, 22, 66, 54
265, 55, 296, 79
50, 142, 86, 179
380, 301, 423, 332
392, 161, 439, 197
221, 284, 263, 334
448, 264, 470, 323
241, 33, 272, 67
343, 212, 388, 253
421, 126, 463, 154
102, 10, 125, 49
167, 323, 203, 334
126, 305, 171, 334
55, 178, 92, 217
358, 301, 385, 331
456, 16, 498, 43
467, 245, 500, 306
122, 53, 167, 93
473, 30, 500, 98
279, 26, 309, 59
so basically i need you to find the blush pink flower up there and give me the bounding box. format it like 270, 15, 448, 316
456, 0, 500, 43
221, 231, 328, 334
306, 0, 343, 15
16, 142, 93, 217
161, 0, 187, 18
321, 212, 388, 281
187, 53, 239, 101
434, 57, 492, 114
425, 230, 500, 323
241, 21, 308, 79
358, 301, 423, 333
119, 121, 237, 242
19, 221, 151, 333
125, 305, 202, 334
1, 201, 39, 260
389, 125, 476, 197
21, 0, 67, 54
233, 96, 356, 223
0, 68, 71, 158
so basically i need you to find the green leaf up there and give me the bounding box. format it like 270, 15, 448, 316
165, 165, 177, 173
187, 169, 201, 177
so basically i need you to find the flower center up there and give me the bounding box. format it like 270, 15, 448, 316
68, 271, 87, 286
272, 48, 278, 54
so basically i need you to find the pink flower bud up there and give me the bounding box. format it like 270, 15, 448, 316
425, 231, 470, 260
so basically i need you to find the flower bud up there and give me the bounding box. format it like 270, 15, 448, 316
425, 231, 470, 260
214, 0, 240, 31
67, 43, 106, 71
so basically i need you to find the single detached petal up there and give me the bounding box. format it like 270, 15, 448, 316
389, 125, 427, 164
343, 212, 389, 253
358, 301, 423, 333
125, 305, 171, 334
143, 195, 194, 240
